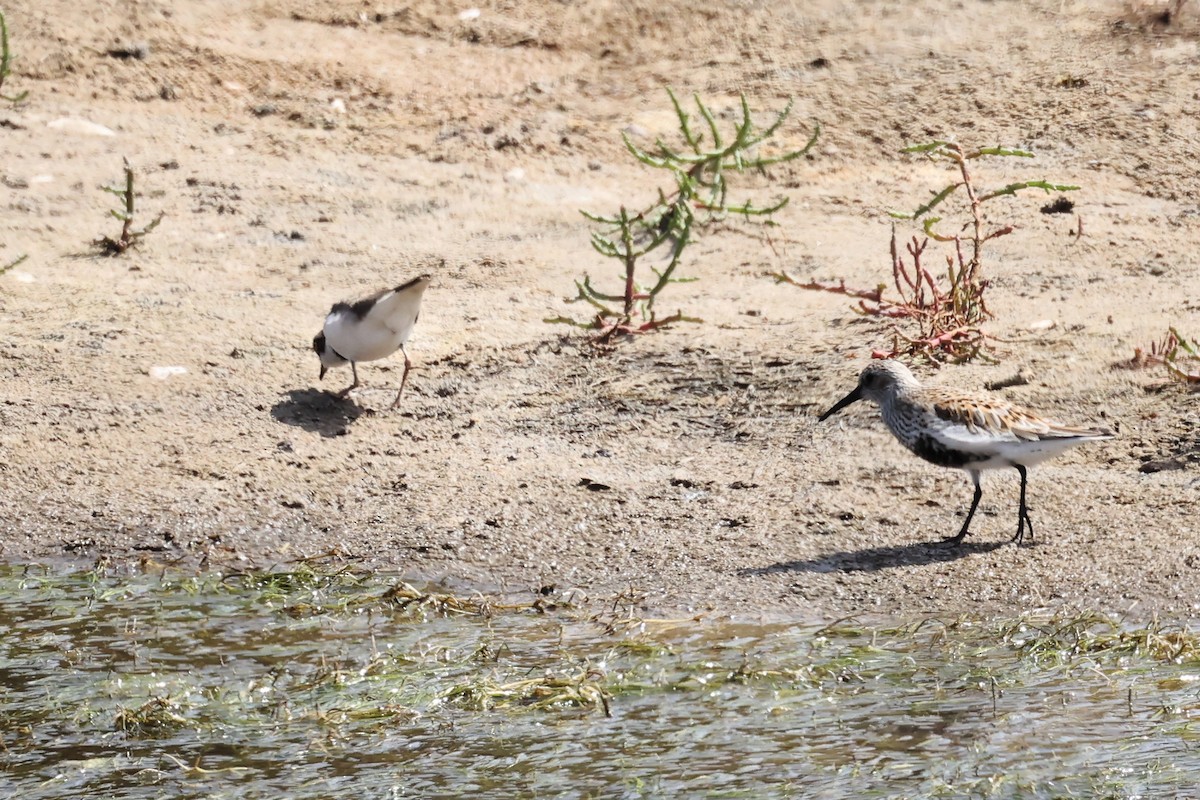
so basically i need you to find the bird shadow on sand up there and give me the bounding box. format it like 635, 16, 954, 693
741, 538, 1010, 577
272, 388, 364, 438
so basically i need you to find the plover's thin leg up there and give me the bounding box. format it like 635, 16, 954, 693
390, 345, 412, 409
946, 470, 983, 545
337, 362, 361, 398
1013, 465, 1034, 545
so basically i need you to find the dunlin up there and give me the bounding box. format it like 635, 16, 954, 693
313, 275, 431, 408
818, 360, 1113, 545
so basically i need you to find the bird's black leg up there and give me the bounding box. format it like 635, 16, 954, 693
337, 362, 361, 398
1012, 465, 1034, 545
390, 345, 413, 409
945, 471, 983, 545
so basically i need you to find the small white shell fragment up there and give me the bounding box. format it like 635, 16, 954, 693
458, 8, 481, 20
12, 271, 34, 283
504, 167, 526, 183
149, 366, 188, 380
329, 98, 346, 114
1027, 319, 1057, 332
46, 118, 116, 137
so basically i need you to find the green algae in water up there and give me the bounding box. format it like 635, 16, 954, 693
2, 565, 1200, 798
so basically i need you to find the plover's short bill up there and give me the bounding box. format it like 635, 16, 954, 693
818, 360, 1113, 546
312, 275, 431, 408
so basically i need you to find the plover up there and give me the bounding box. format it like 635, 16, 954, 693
313, 275, 431, 408
818, 360, 1113, 545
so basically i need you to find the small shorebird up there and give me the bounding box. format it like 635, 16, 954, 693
818, 360, 1113, 545
313, 275, 431, 408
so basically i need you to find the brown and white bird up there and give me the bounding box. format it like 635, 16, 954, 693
819, 360, 1113, 545
312, 275, 431, 408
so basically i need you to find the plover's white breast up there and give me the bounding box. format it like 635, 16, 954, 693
323, 308, 406, 363
322, 281, 426, 363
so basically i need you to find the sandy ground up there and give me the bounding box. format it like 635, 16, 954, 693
1, 0, 1198, 618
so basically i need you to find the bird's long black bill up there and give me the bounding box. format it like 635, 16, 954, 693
319, 365, 328, 381
818, 387, 862, 421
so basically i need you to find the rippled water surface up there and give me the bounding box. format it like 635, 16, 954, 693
2, 565, 1199, 798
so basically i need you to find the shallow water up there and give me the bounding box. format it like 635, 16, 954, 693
2, 565, 1199, 799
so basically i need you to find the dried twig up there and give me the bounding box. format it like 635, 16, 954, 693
1118, 327, 1200, 386
0, 252, 28, 277
1165, 327, 1200, 385
1118, 330, 1179, 370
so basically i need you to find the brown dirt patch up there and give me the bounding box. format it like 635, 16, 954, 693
1, 0, 1198, 617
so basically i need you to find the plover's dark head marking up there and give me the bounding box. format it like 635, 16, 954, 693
313, 331, 330, 379
313, 330, 348, 379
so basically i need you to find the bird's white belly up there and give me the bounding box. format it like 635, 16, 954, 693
977, 438, 1088, 468
948, 436, 1094, 472
907, 415, 1102, 471
324, 315, 403, 363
